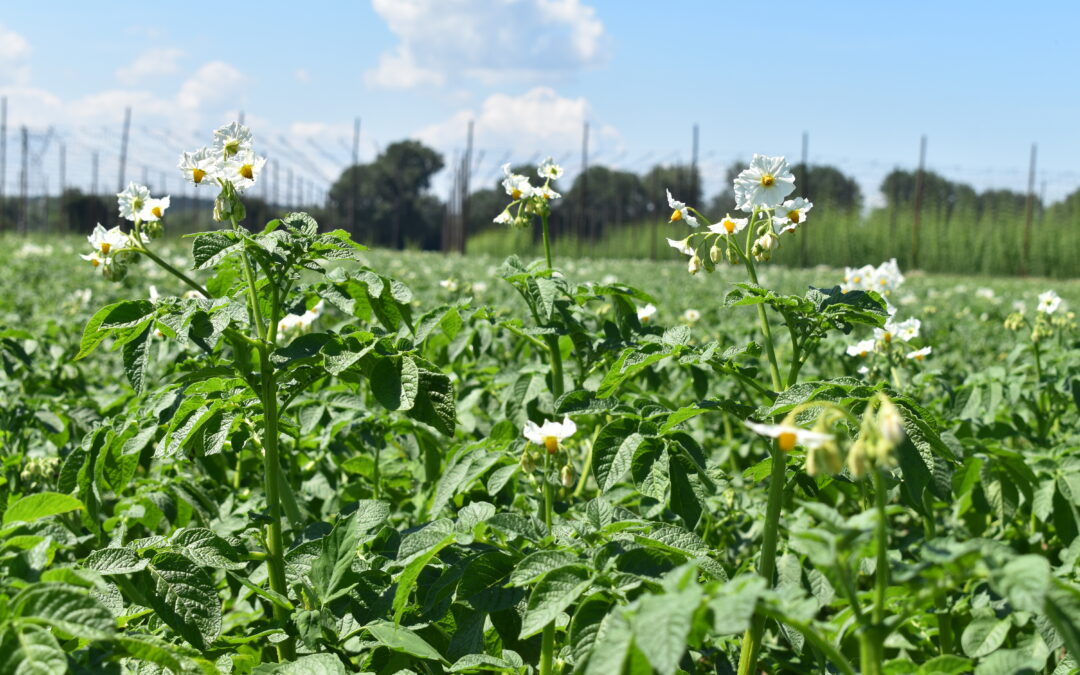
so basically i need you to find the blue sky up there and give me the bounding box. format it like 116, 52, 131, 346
1, 1, 1078, 205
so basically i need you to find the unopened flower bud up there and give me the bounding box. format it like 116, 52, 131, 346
847, 439, 872, 479
520, 451, 536, 473
688, 255, 702, 275
876, 398, 904, 448
143, 219, 163, 240
560, 464, 575, 488
709, 244, 722, 264
102, 261, 129, 282
726, 248, 740, 265
806, 443, 843, 477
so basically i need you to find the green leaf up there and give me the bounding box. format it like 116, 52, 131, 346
113, 636, 189, 674
631, 577, 702, 675
312, 504, 387, 602
393, 532, 455, 622
3, 491, 84, 524
192, 231, 241, 270
76, 300, 153, 360
144, 552, 222, 650
592, 419, 642, 493
518, 565, 592, 638
371, 355, 419, 411
84, 547, 148, 575
995, 554, 1050, 613
509, 550, 579, 587
407, 365, 456, 435
961, 617, 1011, 658
122, 323, 152, 393
12, 583, 116, 640
0, 623, 65, 674
171, 528, 246, 570
252, 653, 349, 674
366, 621, 446, 662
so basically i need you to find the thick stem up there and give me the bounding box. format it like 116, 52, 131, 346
257, 348, 295, 661
739, 222, 783, 392
872, 469, 889, 628
737, 443, 787, 675
545, 335, 565, 400
540, 451, 556, 675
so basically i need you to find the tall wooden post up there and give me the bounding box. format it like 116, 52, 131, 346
117, 106, 131, 191
1021, 143, 1037, 275
911, 135, 927, 270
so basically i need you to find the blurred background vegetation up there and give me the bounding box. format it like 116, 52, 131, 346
5, 138, 1077, 278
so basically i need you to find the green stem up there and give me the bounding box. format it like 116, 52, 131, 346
739, 219, 783, 392
872, 469, 889, 628
757, 606, 857, 675
737, 443, 787, 675
129, 236, 210, 298
373, 442, 382, 500
545, 334, 565, 400
541, 212, 554, 270
540, 450, 556, 675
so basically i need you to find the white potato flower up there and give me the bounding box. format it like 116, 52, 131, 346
535, 185, 562, 200
86, 224, 129, 257
213, 121, 253, 158
502, 164, 534, 200
117, 183, 152, 222
682, 308, 701, 322
875, 317, 920, 343
734, 154, 796, 210
708, 214, 748, 236
637, 303, 658, 323
178, 148, 218, 186
666, 237, 694, 256
1037, 290, 1061, 314
906, 346, 932, 361
523, 416, 577, 454
666, 190, 699, 226
744, 420, 834, 452
773, 198, 813, 233
224, 151, 266, 191
493, 210, 512, 225
538, 157, 564, 180
846, 338, 877, 358
140, 196, 171, 222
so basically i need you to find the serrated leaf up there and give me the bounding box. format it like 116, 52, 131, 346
12, 583, 116, 640
961, 617, 1011, 658
592, 420, 642, 493
171, 528, 246, 570
122, 323, 152, 393
145, 552, 222, 650
84, 547, 148, 575
0, 623, 65, 674
192, 231, 240, 270
518, 565, 592, 638
509, 550, 579, 587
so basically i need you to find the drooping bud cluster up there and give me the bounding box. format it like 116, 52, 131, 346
521, 416, 579, 492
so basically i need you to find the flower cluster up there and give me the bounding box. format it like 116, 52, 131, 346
665, 154, 814, 274
494, 158, 563, 228
178, 122, 267, 222
79, 180, 174, 280
1006, 289, 1074, 342
842, 258, 905, 296
745, 395, 905, 479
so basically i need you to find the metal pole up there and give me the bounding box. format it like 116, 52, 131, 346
1022, 143, 1037, 275
799, 130, 809, 267
19, 126, 28, 233
911, 135, 927, 270
0, 96, 6, 229
59, 143, 66, 195
459, 119, 473, 254
117, 106, 131, 191
91, 152, 99, 195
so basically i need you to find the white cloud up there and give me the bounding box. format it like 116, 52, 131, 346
365, 0, 608, 89
294, 68, 311, 84
415, 86, 621, 180
116, 48, 185, 85
177, 61, 245, 110
0, 23, 31, 85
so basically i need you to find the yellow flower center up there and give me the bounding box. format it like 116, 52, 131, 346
152, 206, 163, 218
883, 332, 892, 343
724, 219, 735, 233
789, 209, 801, 223
511, 188, 522, 200
670, 209, 682, 223
192, 168, 206, 184
239, 164, 255, 180
915, 353, 925, 361
543, 436, 559, 455
778, 431, 797, 452
760, 174, 775, 187
879, 278, 887, 285
859, 350, 868, 357
101, 243, 111, 255
90, 257, 101, 267
853, 276, 861, 283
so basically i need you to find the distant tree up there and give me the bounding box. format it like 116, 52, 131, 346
643, 164, 702, 221
328, 140, 444, 249
563, 165, 647, 240
60, 189, 109, 234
